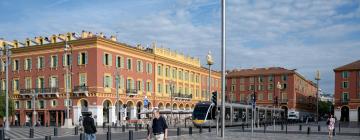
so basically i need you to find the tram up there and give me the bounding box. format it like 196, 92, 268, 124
192, 101, 285, 127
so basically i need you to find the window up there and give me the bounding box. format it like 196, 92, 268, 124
50, 55, 58, 68
38, 100, 45, 109
258, 93, 263, 100
13, 59, 19, 71
157, 83, 162, 93
172, 68, 177, 79
37, 77, 45, 89
64, 74, 71, 91
119, 76, 125, 89
165, 84, 170, 94
127, 58, 132, 70
342, 81, 349, 88
249, 77, 254, 83
37, 56, 45, 69
195, 75, 199, 83
13, 79, 19, 91
79, 74, 87, 86
258, 85, 264, 91
126, 78, 134, 90
49, 76, 58, 88
239, 85, 245, 91
146, 63, 152, 74
342, 71, 349, 78
157, 64, 163, 76
258, 76, 264, 83
0, 60, 5, 72
25, 77, 32, 89
165, 67, 170, 77
282, 83, 287, 89
64, 99, 72, 107
268, 75, 274, 82
268, 93, 273, 100
15, 101, 20, 109
146, 81, 152, 92
240, 78, 245, 83
78, 52, 88, 65
103, 53, 112, 66
51, 100, 58, 107
190, 73, 194, 82
103, 75, 112, 88
249, 85, 255, 91
231, 85, 235, 92
232, 79, 236, 84
116, 56, 124, 68
136, 60, 143, 72
137, 80, 144, 91
281, 75, 287, 81
178, 70, 183, 80
268, 84, 274, 90
63, 53, 72, 66
342, 92, 349, 101
26, 101, 32, 109
185, 71, 189, 81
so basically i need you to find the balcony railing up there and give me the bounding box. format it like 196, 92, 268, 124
73, 85, 89, 96
280, 99, 288, 104
340, 98, 350, 104
19, 88, 59, 97
173, 93, 192, 101
126, 89, 138, 96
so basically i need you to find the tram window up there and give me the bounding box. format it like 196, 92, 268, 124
225, 108, 231, 120
193, 105, 210, 120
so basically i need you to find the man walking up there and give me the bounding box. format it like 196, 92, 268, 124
83, 111, 97, 140
147, 108, 168, 140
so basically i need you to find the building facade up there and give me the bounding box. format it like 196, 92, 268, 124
0, 31, 221, 127
226, 67, 317, 117
334, 60, 360, 122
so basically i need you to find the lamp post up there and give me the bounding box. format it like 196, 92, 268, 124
170, 81, 175, 125
1, 44, 11, 130
115, 68, 120, 126
62, 38, 73, 128
206, 51, 214, 101
315, 70, 320, 124
220, 0, 226, 138
275, 81, 282, 130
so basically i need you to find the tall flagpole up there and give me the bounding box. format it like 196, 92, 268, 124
221, 0, 226, 138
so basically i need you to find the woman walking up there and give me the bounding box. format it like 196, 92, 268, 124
327, 114, 335, 139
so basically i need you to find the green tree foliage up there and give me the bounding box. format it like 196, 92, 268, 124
318, 100, 333, 117
0, 94, 15, 118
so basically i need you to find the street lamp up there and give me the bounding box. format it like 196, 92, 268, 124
60, 37, 74, 128
170, 80, 175, 125
0, 43, 12, 130
206, 51, 214, 101
115, 68, 121, 126
315, 70, 320, 124
274, 81, 282, 130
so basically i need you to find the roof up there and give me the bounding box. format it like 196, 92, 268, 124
226, 67, 295, 77
334, 60, 360, 71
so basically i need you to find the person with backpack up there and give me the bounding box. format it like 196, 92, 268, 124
147, 108, 168, 140
83, 111, 97, 140
327, 114, 335, 138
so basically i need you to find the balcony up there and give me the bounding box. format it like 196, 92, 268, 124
73, 85, 89, 96
279, 99, 288, 104
126, 89, 138, 96
340, 99, 350, 105
19, 88, 59, 98
173, 93, 192, 101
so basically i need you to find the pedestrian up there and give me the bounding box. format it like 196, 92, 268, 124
82, 111, 97, 140
327, 114, 335, 139
147, 108, 168, 140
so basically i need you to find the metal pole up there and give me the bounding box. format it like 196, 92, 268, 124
208, 64, 211, 101
5, 46, 10, 130
220, 0, 226, 138
171, 82, 173, 125
33, 91, 36, 127
316, 79, 319, 124
116, 69, 120, 126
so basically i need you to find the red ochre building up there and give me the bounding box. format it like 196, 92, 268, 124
226, 67, 317, 117
334, 60, 360, 122
0, 31, 221, 127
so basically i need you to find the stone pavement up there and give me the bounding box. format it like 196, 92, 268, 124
168, 130, 360, 140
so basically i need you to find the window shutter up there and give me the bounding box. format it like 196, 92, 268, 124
142, 81, 145, 91
120, 57, 124, 68
49, 77, 51, 88
78, 53, 81, 65
103, 76, 106, 88
69, 55, 72, 66
116, 56, 119, 67
103, 53, 106, 65
63, 54, 66, 66
109, 76, 113, 88
120, 76, 124, 89
109, 54, 112, 66
29, 59, 32, 70
55, 56, 58, 67
85, 53, 88, 64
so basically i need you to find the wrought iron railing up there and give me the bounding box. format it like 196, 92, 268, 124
126, 89, 138, 95
20, 88, 59, 94
173, 93, 192, 99
279, 99, 288, 104
340, 98, 349, 104
74, 85, 89, 93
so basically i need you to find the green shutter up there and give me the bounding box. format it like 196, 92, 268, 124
109, 54, 112, 66
63, 54, 66, 66
116, 56, 119, 67
55, 56, 58, 67
103, 76, 106, 88
85, 52, 88, 64
69, 55, 72, 66
78, 53, 81, 65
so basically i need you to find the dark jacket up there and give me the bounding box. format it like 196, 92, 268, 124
83, 116, 97, 134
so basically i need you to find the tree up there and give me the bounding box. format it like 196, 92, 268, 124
0, 94, 15, 119
318, 100, 333, 118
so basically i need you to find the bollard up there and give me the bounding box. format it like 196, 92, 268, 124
122, 125, 125, 132
333, 129, 336, 136
242, 124, 245, 132
80, 133, 85, 140
281, 123, 284, 130
185, 119, 187, 128
286, 123, 288, 134
126, 123, 129, 129
208, 126, 211, 132
318, 125, 320, 132
189, 127, 193, 135
135, 124, 138, 131
199, 126, 202, 133
108, 125, 111, 132
299, 125, 302, 131
75, 126, 79, 135
107, 131, 111, 140
264, 124, 266, 133
247, 123, 249, 128
307, 127, 310, 135
29, 128, 34, 138
0, 129, 4, 140
177, 127, 181, 136
129, 130, 134, 140
103, 122, 106, 128
338, 122, 341, 133
45, 136, 51, 140
54, 127, 58, 136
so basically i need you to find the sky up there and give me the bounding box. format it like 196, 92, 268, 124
1, 0, 360, 94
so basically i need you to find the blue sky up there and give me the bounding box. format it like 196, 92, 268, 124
1, 0, 360, 94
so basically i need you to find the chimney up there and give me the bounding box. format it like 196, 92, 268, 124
35, 36, 44, 45
51, 35, 58, 43
110, 35, 117, 41
98, 32, 105, 38
88, 32, 93, 37
81, 30, 89, 38
66, 32, 74, 41
13, 40, 19, 48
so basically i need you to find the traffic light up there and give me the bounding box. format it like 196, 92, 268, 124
211, 91, 217, 106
